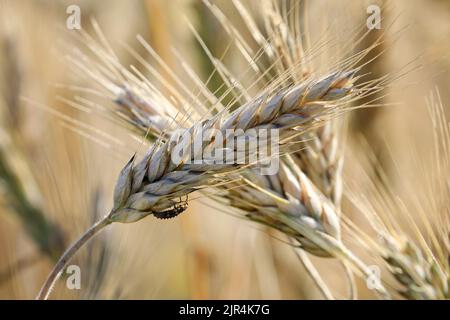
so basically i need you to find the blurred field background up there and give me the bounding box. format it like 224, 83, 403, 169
0, 0, 449, 299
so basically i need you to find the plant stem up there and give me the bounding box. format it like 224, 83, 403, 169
342, 261, 357, 300
292, 245, 334, 300
36, 216, 112, 300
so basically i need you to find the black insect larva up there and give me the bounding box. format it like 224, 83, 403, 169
152, 197, 188, 220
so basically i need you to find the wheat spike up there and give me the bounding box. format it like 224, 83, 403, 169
108, 70, 355, 223
226, 161, 341, 257
381, 236, 448, 299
